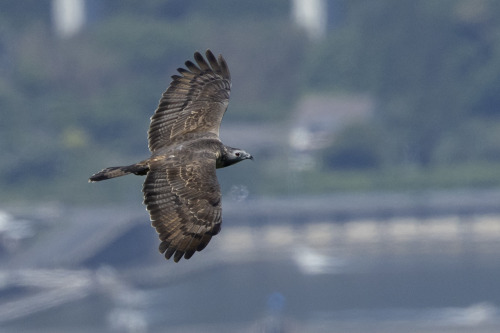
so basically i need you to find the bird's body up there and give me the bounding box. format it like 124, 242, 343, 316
89, 50, 252, 262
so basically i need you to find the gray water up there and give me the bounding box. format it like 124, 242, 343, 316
1, 203, 500, 332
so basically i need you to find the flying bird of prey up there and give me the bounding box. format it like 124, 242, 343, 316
89, 50, 253, 262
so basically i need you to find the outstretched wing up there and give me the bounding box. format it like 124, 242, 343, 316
143, 153, 222, 262
148, 50, 231, 152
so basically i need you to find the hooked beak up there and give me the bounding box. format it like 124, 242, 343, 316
246, 153, 254, 160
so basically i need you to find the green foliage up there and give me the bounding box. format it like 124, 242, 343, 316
306, 0, 500, 167
1, 1, 500, 203
0, 1, 306, 203
267, 162, 500, 195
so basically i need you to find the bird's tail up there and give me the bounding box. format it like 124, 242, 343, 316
89, 163, 149, 182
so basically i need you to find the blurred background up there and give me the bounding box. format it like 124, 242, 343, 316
1, 0, 500, 332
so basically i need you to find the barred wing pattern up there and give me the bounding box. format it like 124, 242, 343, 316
148, 50, 231, 152
143, 154, 222, 262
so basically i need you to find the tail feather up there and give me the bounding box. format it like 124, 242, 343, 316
89, 163, 149, 182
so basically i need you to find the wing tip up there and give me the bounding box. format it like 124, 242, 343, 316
158, 233, 215, 262
173, 250, 185, 262
193, 51, 210, 71
205, 49, 230, 80
186, 49, 230, 80
159, 240, 192, 263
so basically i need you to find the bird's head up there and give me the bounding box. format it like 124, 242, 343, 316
218, 146, 253, 168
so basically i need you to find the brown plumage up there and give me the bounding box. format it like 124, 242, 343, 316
89, 50, 253, 262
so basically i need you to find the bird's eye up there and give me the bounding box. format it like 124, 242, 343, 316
235, 152, 240, 157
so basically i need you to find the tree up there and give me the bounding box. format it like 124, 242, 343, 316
306, 0, 500, 167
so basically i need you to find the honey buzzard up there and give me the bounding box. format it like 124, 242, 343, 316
89, 50, 253, 262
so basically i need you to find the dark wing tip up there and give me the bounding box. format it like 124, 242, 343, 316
173, 250, 185, 263
158, 234, 215, 262
184, 60, 201, 74
179, 50, 230, 81
159, 241, 169, 254
194, 51, 210, 71
159, 240, 192, 262
205, 50, 218, 69
164, 247, 176, 261
193, 50, 204, 60
205, 49, 214, 58
205, 49, 230, 81
184, 249, 196, 260
218, 54, 231, 81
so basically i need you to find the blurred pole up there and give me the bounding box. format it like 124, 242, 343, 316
52, 0, 86, 38
291, 0, 327, 40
